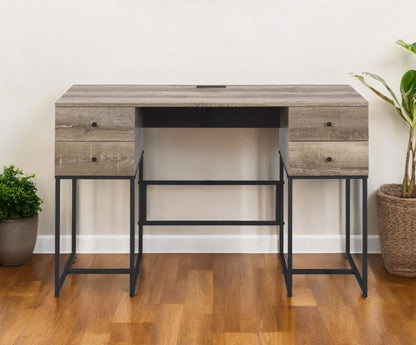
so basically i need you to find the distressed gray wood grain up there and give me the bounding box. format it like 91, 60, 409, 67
55, 142, 135, 176
55, 85, 368, 107
54, 85, 369, 178
289, 106, 368, 141
287, 141, 368, 176
55, 107, 136, 141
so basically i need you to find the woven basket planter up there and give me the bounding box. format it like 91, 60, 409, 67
377, 184, 416, 277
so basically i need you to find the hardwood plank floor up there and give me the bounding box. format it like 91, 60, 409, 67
0, 254, 414, 345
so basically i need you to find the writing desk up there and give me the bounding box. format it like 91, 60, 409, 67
54, 85, 368, 297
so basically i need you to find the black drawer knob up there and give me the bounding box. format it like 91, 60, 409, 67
92, 122, 98, 128
326, 122, 333, 127
91, 157, 97, 162
326, 157, 332, 162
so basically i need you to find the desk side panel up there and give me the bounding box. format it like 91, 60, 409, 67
135, 108, 144, 173
278, 108, 289, 170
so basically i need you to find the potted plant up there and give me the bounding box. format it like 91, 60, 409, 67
351, 39, 416, 277
0, 165, 43, 265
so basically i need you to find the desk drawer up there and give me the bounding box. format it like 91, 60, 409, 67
289, 107, 368, 141
55, 142, 135, 176
55, 107, 136, 141
287, 141, 368, 176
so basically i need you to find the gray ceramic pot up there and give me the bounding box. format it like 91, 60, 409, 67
0, 215, 38, 266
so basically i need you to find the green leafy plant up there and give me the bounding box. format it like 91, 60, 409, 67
0, 165, 43, 221
350, 39, 416, 198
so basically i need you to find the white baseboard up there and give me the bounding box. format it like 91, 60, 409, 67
34, 234, 380, 254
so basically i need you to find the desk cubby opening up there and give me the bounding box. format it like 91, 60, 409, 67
141, 107, 283, 128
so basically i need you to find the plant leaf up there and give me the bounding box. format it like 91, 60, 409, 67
350, 72, 412, 125
363, 72, 402, 106
349, 73, 394, 105
401, 70, 416, 125
396, 39, 416, 55
0, 165, 43, 220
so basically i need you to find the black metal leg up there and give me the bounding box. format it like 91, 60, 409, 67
139, 152, 144, 257
345, 178, 350, 257
142, 181, 147, 253
287, 177, 293, 297
138, 180, 141, 257
72, 179, 77, 255
129, 177, 135, 297
54, 178, 61, 297
362, 178, 368, 297
55, 177, 76, 297
279, 155, 284, 256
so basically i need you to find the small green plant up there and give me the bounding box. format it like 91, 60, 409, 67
0, 165, 43, 220
351, 39, 416, 198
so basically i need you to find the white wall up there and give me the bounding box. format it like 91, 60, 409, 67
1, 0, 415, 252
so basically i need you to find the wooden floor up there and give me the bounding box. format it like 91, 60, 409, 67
0, 254, 415, 345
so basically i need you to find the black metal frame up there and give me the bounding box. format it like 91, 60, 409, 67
55, 151, 283, 297
278, 153, 368, 298
54, 153, 145, 297
55, 149, 367, 298
142, 179, 283, 227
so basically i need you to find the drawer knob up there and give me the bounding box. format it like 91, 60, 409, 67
326, 157, 332, 162
326, 122, 333, 127
91, 157, 97, 162
91, 122, 98, 128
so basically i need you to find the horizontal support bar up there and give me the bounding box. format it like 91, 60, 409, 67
143, 220, 280, 226
289, 175, 368, 180
292, 268, 354, 275
67, 268, 131, 274
55, 176, 134, 180
144, 180, 281, 186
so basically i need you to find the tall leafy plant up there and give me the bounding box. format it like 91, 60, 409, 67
351, 40, 416, 197
0, 165, 43, 220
